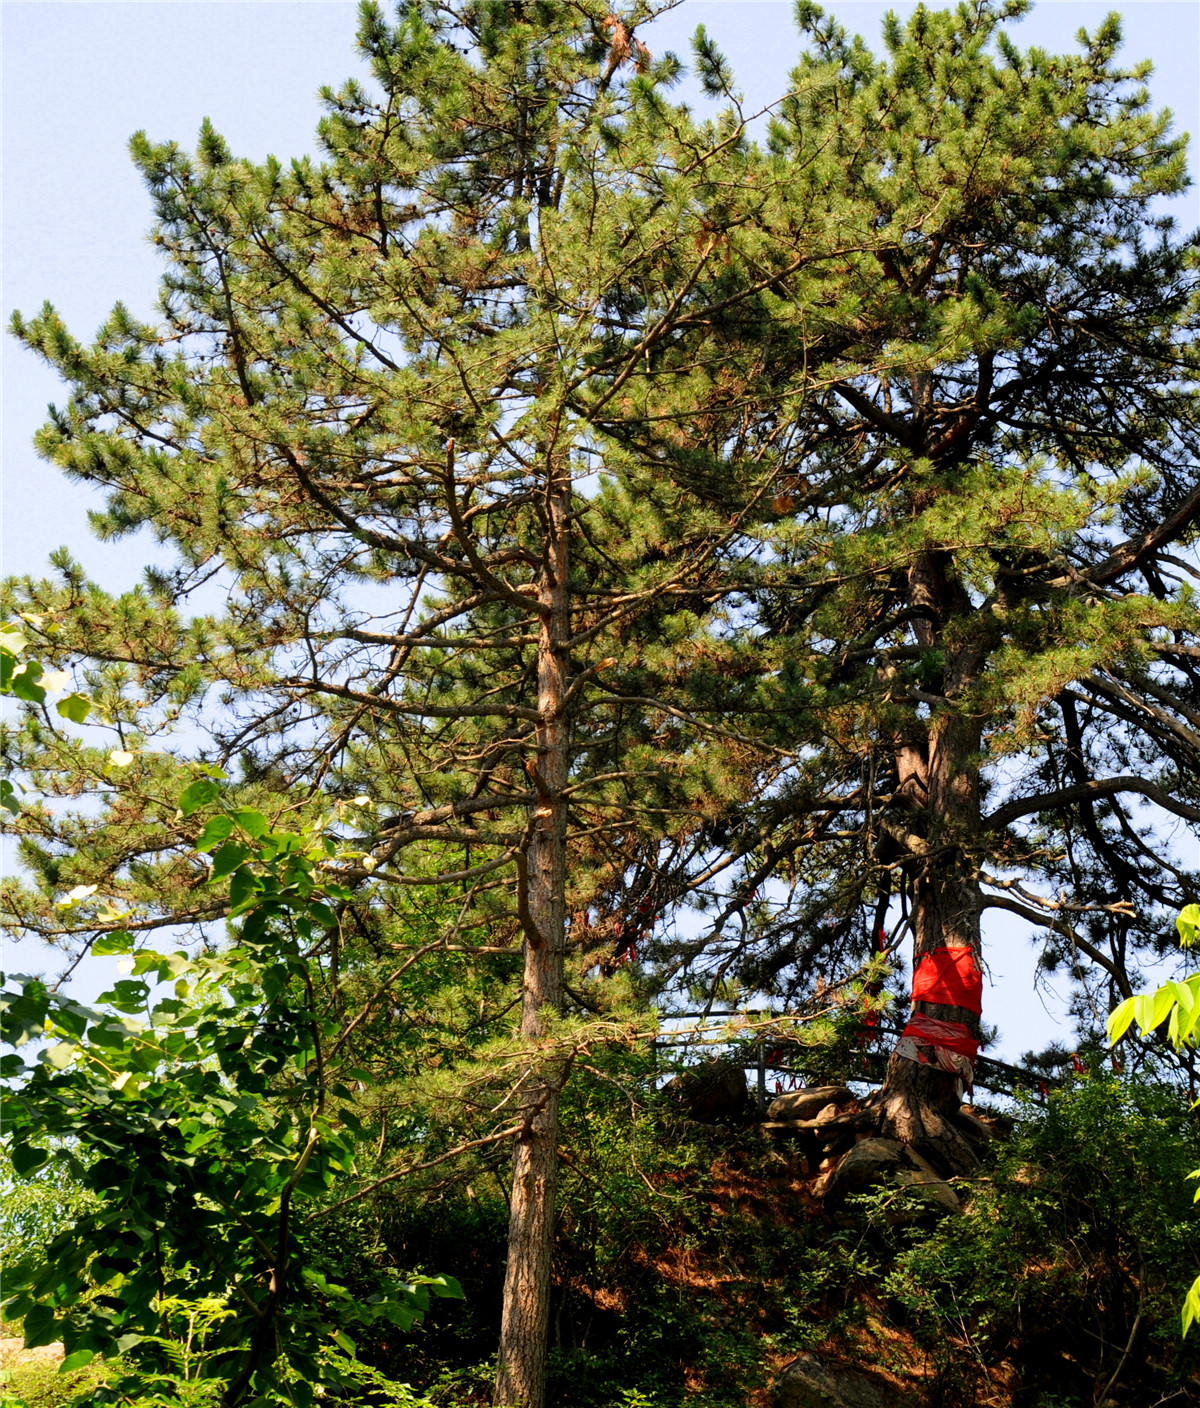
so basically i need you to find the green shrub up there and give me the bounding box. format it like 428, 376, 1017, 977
0, 1355, 109, 1408
885, 1077, 1200, 1403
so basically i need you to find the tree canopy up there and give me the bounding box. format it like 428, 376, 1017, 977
4, 2, 1200, 1404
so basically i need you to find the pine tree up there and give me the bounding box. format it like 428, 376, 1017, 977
617, 0, 1200, 1170
3, 3, 791, 1402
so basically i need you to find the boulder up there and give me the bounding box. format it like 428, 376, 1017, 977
955, 1105, 995, 1141
823, 1136, 907, 1205
775, 1353, 891, 1408
894, 1146, 961, 1217
766, 1086, 853, 1122
822, 1138, 961, 1220
664, 1058, 750, 1123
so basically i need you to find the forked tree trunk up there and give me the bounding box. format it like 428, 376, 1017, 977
494, 469, 570, 1408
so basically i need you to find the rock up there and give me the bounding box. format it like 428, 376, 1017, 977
820, 1137, 960, 1219
0, 1338, 64, 1364
764, 1110, 872, 1137
767, 1086, 853, 1121
824, 1136, 906, 1205
895, 1147, 961, 1216
775, 1353, 890, 1408
955, 1105, 995, 1141
892, 1166, 961, 1217
664, 1058, 750, 1123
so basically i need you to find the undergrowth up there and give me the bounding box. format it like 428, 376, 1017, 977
3, 1072, 1198, 1406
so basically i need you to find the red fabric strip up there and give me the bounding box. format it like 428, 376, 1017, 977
911, 945, 983, 1014
902, 1012, 979, 1061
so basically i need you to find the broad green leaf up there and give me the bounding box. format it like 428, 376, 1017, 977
1177, 988, 1200, 1047
56, 692, 91, 723
228, 867, 261, 911
1106, 998, 1136, 1044
92, 930, 134, 956
11, 1143, 50, 1177
1167, 980, 1199, 1047
21, 1303, 58, 1348
88, 1020, 132, 1050
9, 661, 46, 703
1132, 993, 1157, 1036
1178, 905, 1200, 948
43, 1041, 76, 1069
233, 808, 269, 838
211, 840, 251, 879
377, 1301, 419, 1330
196, 815, 235, 852
1151, 984, 1177, 1031
1184, 1275, 1200, 1336
59, 1349, 94, 1373
240, 905, 274, 943
0, 626, 27, 657
179, 778, 221, 815
1167, 979, 1196, 1012
0, 778, 20, 816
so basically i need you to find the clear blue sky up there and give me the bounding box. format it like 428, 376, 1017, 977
3, 1, 1199, 1060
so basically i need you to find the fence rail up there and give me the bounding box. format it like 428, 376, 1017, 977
650, 1014, 1062, 1106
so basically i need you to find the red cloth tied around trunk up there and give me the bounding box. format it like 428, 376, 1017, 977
901, 1012, 979, 1061
911, 945, 983, 1014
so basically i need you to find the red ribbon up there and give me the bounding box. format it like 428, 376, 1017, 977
901, 1012, 979, 1061
911, 945, 983, 1014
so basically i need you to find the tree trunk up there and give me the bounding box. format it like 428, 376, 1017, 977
494, 469, 570, 1408
877, 824, 984, 1173
877, 553, 987, 1174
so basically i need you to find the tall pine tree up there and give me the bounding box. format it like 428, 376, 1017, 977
611, 0, 1200, 1169
4, 3, 798, 1401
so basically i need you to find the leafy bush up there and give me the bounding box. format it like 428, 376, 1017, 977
0, 1355, 109, 1408
885, 1077, 1200, 1403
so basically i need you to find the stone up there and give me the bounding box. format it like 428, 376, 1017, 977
822, 1137, 959, 1220
824, 1136, 906, 1205
664, 1058, 750, 1123
774, 1353, 890, 1408
766, 1085, 853, 1122
0, 1338, 63, 1364
764, 1110, 871, 1138
956, 1105, 995, 1141
894, 1146, 962, 1217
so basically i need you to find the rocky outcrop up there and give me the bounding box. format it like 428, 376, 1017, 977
664, 1058, 750, 1123
819, 1136, 906, 1199
819, 1136, 961, 1219
766, 1086, 854, 1122
774, 1353, 893, 1407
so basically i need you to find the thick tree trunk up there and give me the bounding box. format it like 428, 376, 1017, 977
494, 472, 570, 1408
877, 553, 988, 1173
877, 823, 984, 1172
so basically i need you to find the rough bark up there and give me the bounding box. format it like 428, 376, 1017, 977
493, 469, 570, 1408
877, 553, 988, 1175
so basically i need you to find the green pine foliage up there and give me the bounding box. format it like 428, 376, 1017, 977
5, 0, 1200, 1402
593, 0, 1200, 1035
